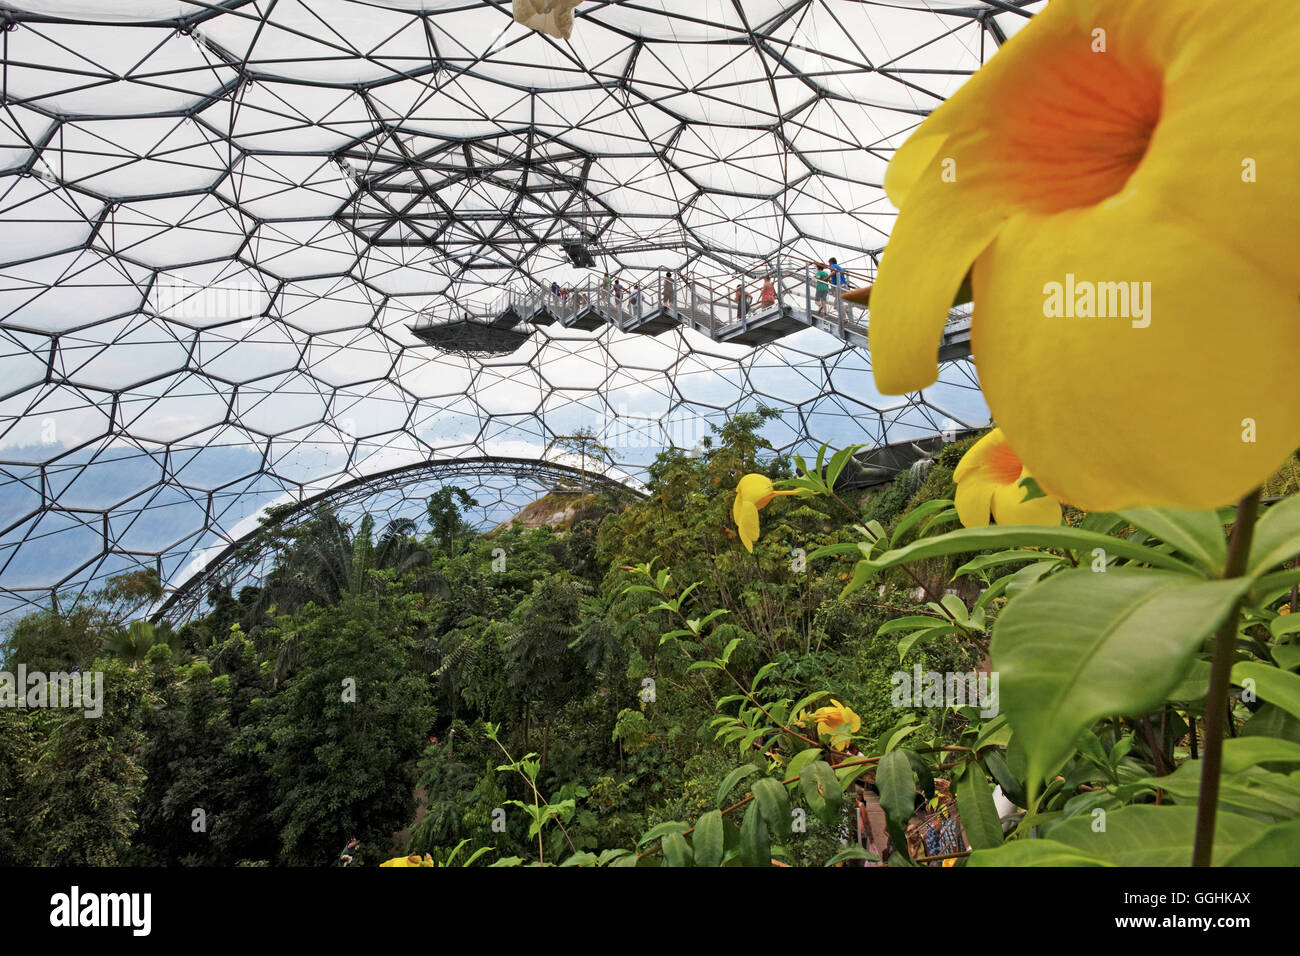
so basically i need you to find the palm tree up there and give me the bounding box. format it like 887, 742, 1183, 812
259, 510, 430, 614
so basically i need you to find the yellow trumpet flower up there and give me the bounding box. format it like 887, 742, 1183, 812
954, 429, 1062, 528
864, 0, 1300, 511
809, 699, 861, 746
732, 474, 799, 553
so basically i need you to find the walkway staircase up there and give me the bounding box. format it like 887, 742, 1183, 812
410, 260, 973, 360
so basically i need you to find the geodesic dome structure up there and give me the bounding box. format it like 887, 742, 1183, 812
0, 0, 1041, 621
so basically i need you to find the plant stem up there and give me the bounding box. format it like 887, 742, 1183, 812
1192, 488, 1260, 866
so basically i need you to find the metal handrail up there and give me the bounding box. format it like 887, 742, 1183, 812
411, 261, 972, 349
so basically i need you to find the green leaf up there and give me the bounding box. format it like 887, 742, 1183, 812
854, 524, 1199, 578
973, 714, 1011, 750
1223, 816, 1300, 866
1118, 507, 1227, 575
1219, 735, 1300, 773
799, 760, 843, 828
785, 746, 823, 782
1234, 661, 1300, 720
1247, 494, 1300, 575
739, 800, 770, 867
751, 776, 790, 834
1004, 560, 1058, 600
902, 750, 935, 800
939, 592, 969, 622
897, 624, 956, 663
692, 810, 725, 867
1044, 805, 1267, 867
984, 749, 1026, 809
880, 722, 922, 754
877, 614, 945, 637
1017, 475, 1047, 503
750, 661, 779, 691
993, 568, 1253, 791
826, 445, 864, 490
661, 831, 692, 867
875, 750, 915, 830
824, 846, 880, 866
1242, 702, 1300, 744
956, 767, 1004, 850
835, 759, 874, 789
891, 497, 956, 545
953, 550, 1063, 579
1165, 658, 1212, 703
637, 821, 690, 847
715, 763, 760, 810
1141, 760, 1300, 822
968, 842, 1110, 867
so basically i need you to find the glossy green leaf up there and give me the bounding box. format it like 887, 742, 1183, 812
691, 810, 725, 867
1220, 735, 1300, 773
799, 760, 842, 828
984, 749, 1026, 809
638, 820, 690, 847
1233, 661, 1300, 720
662, 830, 692, 867
739, 800, 770, 867
875, 750, 915, 830
956, 766, 1004, 849
1247, 494, 1300, 575
897, 624, 956, 663
824, 846, 880, 866
1044, 805, 1266, 867
715, 763, 759, 810
1118, 507, 1227, 575
751, 776, 789, 834
1223, 817, 1300, 866
952, 550, 1063, 579
784, 746, 823, 783
993, 568, 1252, 789
854, 524, 1199, 578
968, 841, 1110, 867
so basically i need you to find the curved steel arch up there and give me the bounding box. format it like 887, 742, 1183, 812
151, 454, 645, 624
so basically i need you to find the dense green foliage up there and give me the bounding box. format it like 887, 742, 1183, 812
3, 413, 1298, 867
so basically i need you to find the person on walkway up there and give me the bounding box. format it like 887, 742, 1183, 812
760, 275, 776, 308
629, 283, 641, 313
550, 280, 560, 297
735, 282, 750, 320
828, 257, 848, 288
614, 278, 624, 302
814, 263, 830, 315
663, 270, 675, 307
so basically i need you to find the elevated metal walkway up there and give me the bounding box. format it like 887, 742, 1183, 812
410, 261, 972, 360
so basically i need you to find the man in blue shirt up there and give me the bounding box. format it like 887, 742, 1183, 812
828, 258, 848, 288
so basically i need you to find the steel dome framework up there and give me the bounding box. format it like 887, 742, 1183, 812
0, 0, 1041, 620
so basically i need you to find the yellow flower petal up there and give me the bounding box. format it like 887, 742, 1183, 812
953, 429, 1061, 526
973, 199, 1300, 511
954, 476, 997, 529
734, 498, 760, 553
737, 473, 774, 502
991, 471, 1063, 527
870, 0, 1300, 416
1099, 0, 1300, 294
869, 161, 1005, 393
